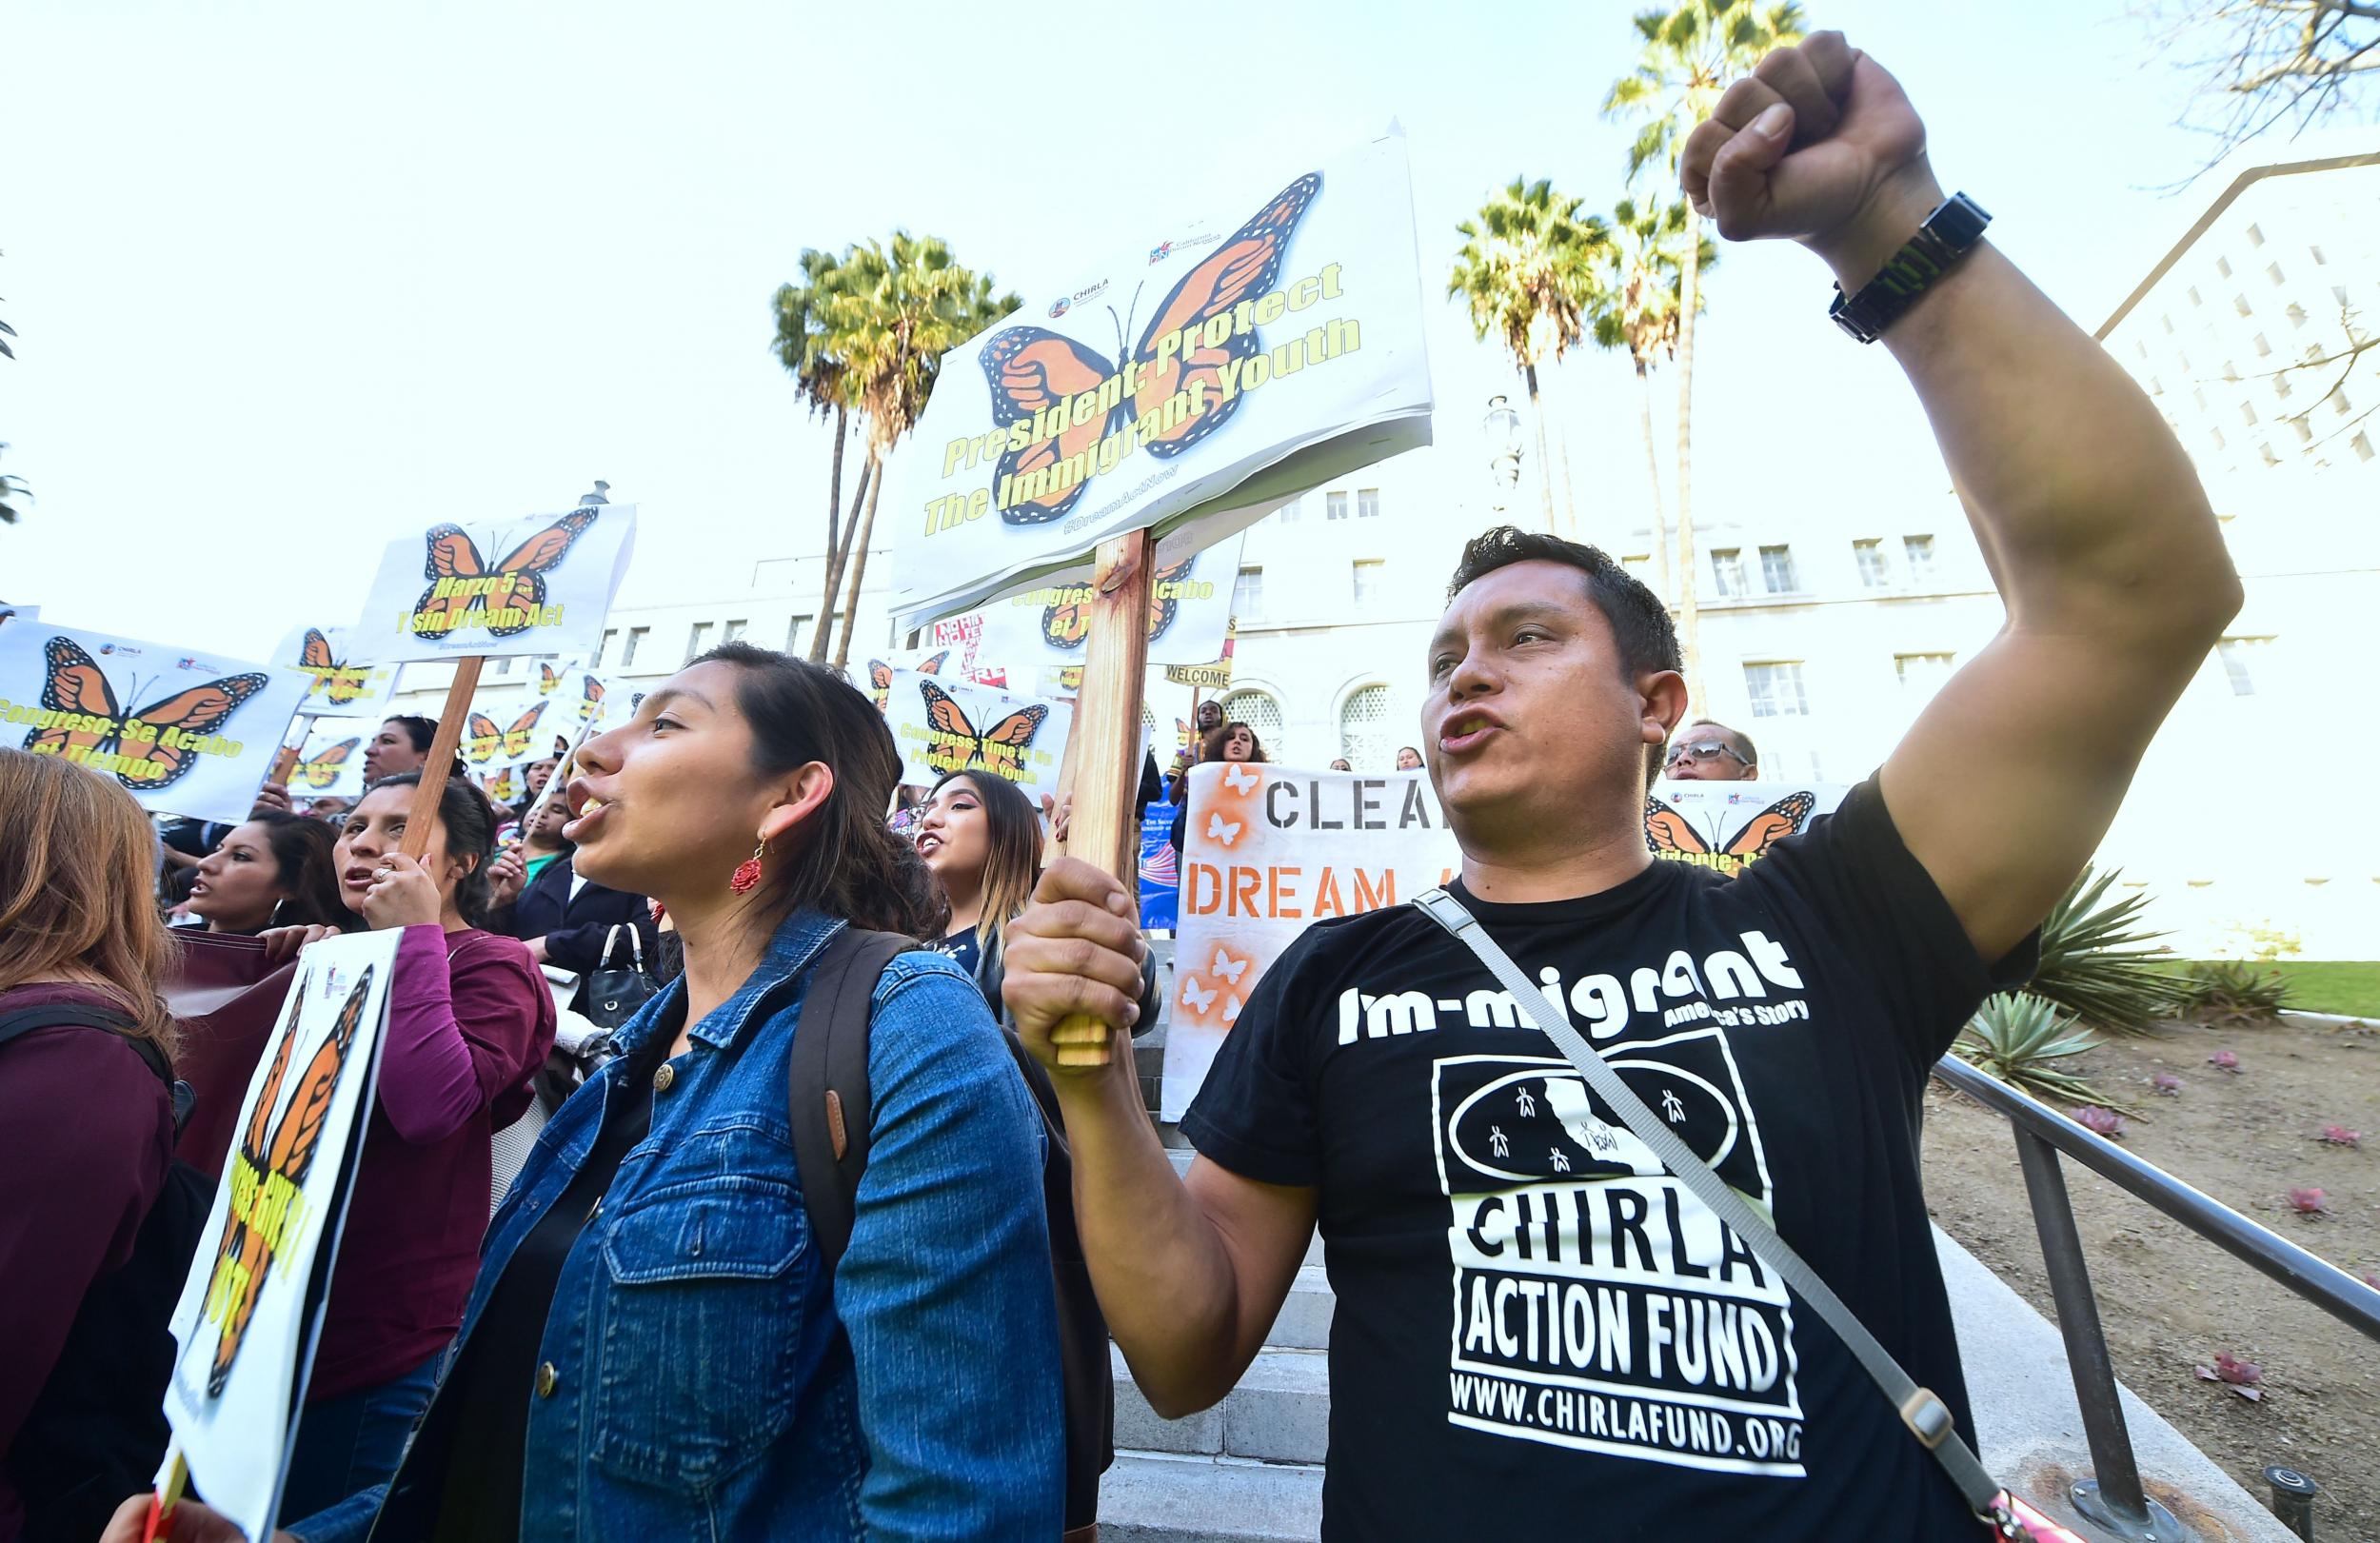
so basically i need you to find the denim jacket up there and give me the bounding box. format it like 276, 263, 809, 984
298, 908, 1064, 1542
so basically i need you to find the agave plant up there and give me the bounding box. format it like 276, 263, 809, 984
2027, 865, 2185, 1036
1954, 993, 2127, 1109
2174, 959, 2292, 1022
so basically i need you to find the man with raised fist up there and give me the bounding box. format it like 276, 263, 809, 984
1002, 31, 2236, 1539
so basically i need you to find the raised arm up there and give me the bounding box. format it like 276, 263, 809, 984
1684, 33, 2241, 961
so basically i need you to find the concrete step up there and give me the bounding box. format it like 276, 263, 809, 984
1098, 1452, 1323, 1542
1111, 1343, 1331, 1464
1164, 1146, 1323, 1268
1266, 1266, 1333, 1350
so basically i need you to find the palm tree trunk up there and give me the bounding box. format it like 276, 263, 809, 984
1551, 364, 1579, 542
1673, 204, 1704, 713
1523, 361, 1557, 534
1636, 358, 1671, 605
831, 452, 887, 671
808, 405, 848, 659
811, 448, 872, 663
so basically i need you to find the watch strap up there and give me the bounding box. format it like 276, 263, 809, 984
1829, 191, 1991, 344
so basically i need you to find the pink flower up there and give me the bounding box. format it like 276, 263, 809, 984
2209, 1049, 2241, 1072
2074, 1106, 2126, 1138
2152, 1073, 2185, 1097
2321, 1125, 2362, 1149
2288, 1186, 2330, 1217
2195, 1352, 2265, 1400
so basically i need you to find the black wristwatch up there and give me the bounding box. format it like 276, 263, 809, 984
1827, 192, 1991, 344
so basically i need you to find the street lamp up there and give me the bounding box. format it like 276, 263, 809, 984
1482, 395, 1522, 511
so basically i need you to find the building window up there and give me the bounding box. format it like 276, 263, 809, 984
2216, 255, 2233, 277
2216, 637, 2271, 696
2336, 285, 2353, 308
2222, 359, 2240, 382
1743, 662, 1809, 719
2239, 400, 2258, 425
1338, 684, 1394, 769
596, 628, 618, 668
2186, 286, 2202, 307
1711, 548, 1747, 598
1279, 497, 1302, 524
2291, 416, 2313, 444
1757, 544, 1799, 594
1854, 539, 1890, 588
2266, 262, 2287, 287
1895, 652, 1955, 696
1233, 566, 1265, 620
2274, 372, 2292, 400
2233, 293, 2252, 317
1620, 554, 1652, 581
2210, 426, 2228, 451
2287, 302, 2309, 328
2310, 245, 2327, 267
784, 614, 811, 653
2247, 223, 2265, 247
722, 618, 747, 644
1902, 535, 1937, 583
1326, 491, 1349, 521
2335, 388, 2354, 416
1358, 488, 1380, 519
2159, 314, 2174, 335
1352, 560, 1383, 606
2259, 442, 2281, 465
2192, 386, 2209, 411
1219, 689, 1284, 750
2352, 431, 2373, 463
685, 623, 713, 663
621, 626, 649, 668
2253, 332, 2271, 357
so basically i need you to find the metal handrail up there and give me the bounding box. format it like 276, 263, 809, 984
1932, 1056, 2380, 1342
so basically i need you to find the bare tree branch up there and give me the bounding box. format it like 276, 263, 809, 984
2141, 0, 2380, 166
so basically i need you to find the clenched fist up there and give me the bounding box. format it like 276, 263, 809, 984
1680, 30, 1942, 287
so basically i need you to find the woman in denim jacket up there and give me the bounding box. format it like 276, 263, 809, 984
116, 643, 1066, 1542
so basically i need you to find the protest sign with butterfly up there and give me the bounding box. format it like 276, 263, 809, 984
881, 668, 1074, 804
1643, 784, 1838, 877
864, 647, 954, 713
956, 529, 1244, 680
535, 659, 616, 728
355, 504, 636, 663
158, 928, 402, 1543
270, 624, 403, 716
458, 692, 558, 772
886, 131, 1431, 630
285, 716, 377, 801
0, 623, 312, 824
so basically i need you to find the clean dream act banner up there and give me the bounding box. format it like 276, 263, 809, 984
883, 668, 1073, 804
355, 503, 636, 663
160, 928, 402, 1543
887, 130, 1432, 628
1161, 773, 1845, 1119
0, 623, 312, 824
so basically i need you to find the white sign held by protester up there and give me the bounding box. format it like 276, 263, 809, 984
160, 928, 404, 1542
355, 504, 637, 663
887, 131, 1432, 629
964, 529, 1244, 678
531, 658, 618, 729
1162, 771, 1849, 1118
458, 691, 565, 775
882, 668, 1074, 804
285, 716, 378, 801
270, 624, 404, 718
0, 623, 311, 824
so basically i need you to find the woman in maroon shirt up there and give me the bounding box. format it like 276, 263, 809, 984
0, 750, 179, 1543
258, 773, 554, 1522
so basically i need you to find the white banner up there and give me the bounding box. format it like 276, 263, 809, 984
532, 657, 617, 730
270, 624, 403, 717
887, 131, 1432, 628
963, 528, 1244, 678
161, 928, 402, 1543
1162, 773, 1848, 1119
883, 668, 1073, 803
286, 716, 378, 801
355, 504, 636, 663
459, 691, 567, 775
0, 602, 37, 626
0, 623, 311, 824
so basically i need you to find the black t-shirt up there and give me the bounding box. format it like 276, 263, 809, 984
1182, 780, 2035, 1541
936, 928, 983, 981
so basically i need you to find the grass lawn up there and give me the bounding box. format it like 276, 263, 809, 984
2178, 959, 2380, 1018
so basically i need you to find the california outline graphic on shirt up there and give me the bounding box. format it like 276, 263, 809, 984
1430, 1023, 1808, 1477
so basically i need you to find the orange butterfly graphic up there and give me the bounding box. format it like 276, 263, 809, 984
983, 172, 1322, 526
919, 679, 1048, 775
570, 673, 605, 724
1038, 557, 1195, 650
296, 628, 375, 705
464, 701, 548, 765
412, 510, 599, 640
1642, 791, 1815, 870
291, 737, 360, 791
866, 651, 948, 713
199, 964, 373, 1396
485, 765, 522, 804
22, 637, 270, 791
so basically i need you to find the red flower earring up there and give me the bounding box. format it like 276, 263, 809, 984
730, 839, 765, 896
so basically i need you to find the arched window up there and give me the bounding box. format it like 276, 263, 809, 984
1217, 689, 1284, 759
1338, 684, 1396, 771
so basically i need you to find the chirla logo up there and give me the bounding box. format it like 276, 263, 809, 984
1048, 296, 1072, 319
1149, 240, 1175, 264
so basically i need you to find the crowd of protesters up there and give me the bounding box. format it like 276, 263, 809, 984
0, 29, 2245, 1543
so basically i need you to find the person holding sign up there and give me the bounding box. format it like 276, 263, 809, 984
115, 644, 1065, 1543
248, 774, 555, 1522
179, 815, 347, 937
0, 752, 183, 1543
1000, 31, 2238, 1539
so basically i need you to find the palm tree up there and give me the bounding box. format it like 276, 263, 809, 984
0, 444, 26, 526
774, 248, 866, 662
1449, 179, 1609, 535
1605, 0, 1803, 706
1586, 194, 1715, 607
818, 233, 1019, 669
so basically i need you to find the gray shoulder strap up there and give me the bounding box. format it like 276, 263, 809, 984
1410, 887, 2023, 1536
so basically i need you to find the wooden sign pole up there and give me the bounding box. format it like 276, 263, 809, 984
268, 714, 315, 786
1050, 528, 1156, 1067
400, 657, 484, 860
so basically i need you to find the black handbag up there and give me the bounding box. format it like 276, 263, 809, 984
584, 923, 660, 1029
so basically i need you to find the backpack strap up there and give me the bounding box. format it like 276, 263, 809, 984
0, 1003, 188, 1128
785, 928, 915, 1268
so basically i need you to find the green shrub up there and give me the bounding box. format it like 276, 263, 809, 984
2028, 865, 2184, 1036
2174, 959, 2291, 1021
1955, 993, 2128, 1109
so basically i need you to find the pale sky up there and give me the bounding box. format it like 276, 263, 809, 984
5, 0, 2262, 662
